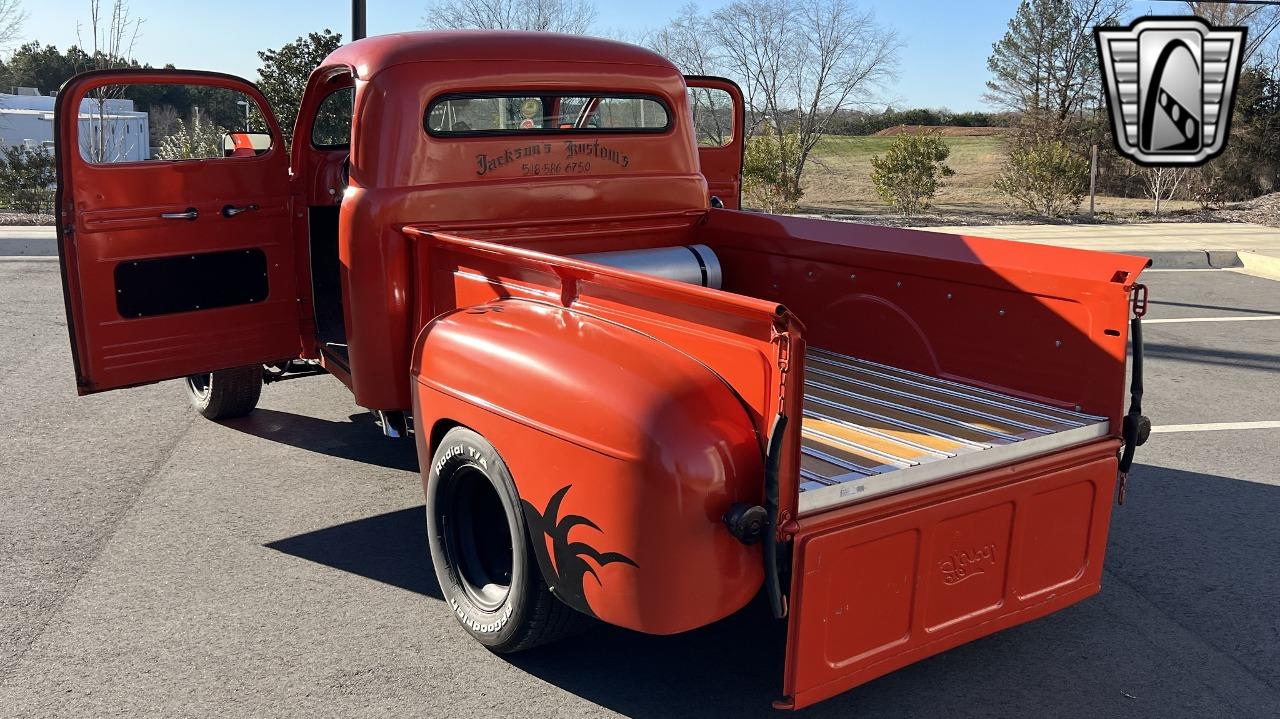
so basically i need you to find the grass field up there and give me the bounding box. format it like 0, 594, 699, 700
800, 134, 1196, 218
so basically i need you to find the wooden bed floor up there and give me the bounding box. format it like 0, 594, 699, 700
799, 347, 1109, 497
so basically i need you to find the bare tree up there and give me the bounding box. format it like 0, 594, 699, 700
147, 103, 179, 145
422, 0, 596, 34
985, 0, 1126, 141
708, 0, 898, 200
648, 3, 717, 76
1140, 166, 1189, 215
76, 0, 143, 163
648, 4, 732, 146
1186, 1, 1280, 65
0, 0, 26, 49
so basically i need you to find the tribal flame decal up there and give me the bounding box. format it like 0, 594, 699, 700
521, 485, 638, 617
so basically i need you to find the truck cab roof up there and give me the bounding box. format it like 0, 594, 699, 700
322, 31, 679, 80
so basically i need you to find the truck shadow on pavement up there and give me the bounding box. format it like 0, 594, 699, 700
224, 408, 420, 473
1143, 343, 1280, 373
1149, 298, 1280, 315
260, 461, 1280, 718
265, 506, 442, 599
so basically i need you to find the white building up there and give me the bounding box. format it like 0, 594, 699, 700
0, 88, 150, 162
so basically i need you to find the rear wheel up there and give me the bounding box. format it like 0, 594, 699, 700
184, 365, 263, 420
426, 427, 586, 653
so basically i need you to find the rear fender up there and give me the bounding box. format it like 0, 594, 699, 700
411, 299, 765, 634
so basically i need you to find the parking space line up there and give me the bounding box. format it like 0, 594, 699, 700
1144, 315, 1280, 324
1142, 268, 1227, 273
1152, 421, 1280, 433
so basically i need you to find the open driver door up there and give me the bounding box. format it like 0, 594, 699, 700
55, 69, 301, 394
685, 76, 744, 209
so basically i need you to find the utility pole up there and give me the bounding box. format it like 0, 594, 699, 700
1089, 143, 1098, 218
352, 0, 367, 41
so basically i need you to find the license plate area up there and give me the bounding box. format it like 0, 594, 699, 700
782, 440, 1118, 710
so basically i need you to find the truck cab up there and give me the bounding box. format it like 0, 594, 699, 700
53, 31, 1149, 710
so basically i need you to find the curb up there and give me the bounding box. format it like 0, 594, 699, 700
0, 237, 58, 257
1127, 250, 1244, 269
1238, 251, 1280, 281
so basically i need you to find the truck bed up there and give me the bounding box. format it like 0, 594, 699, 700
797, 347, 1110, 513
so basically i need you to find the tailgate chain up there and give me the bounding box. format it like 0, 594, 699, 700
1117, 283, 1151, 504
771, 322, 792, 408
764, 318, 793, 619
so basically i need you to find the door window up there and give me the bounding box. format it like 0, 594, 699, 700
76, 83, 273, 163
312, 87, 354, 148
688, 87, 734, 148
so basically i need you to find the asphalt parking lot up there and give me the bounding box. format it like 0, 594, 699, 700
1, 256, 1278, 718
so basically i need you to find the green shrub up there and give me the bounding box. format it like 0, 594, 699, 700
155, 117, 229, 161
0, 146, 56, 214
993, 140, 1089, 217
743, 128, 804, 213
869, 133, 954, 216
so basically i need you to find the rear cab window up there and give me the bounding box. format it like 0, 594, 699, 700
425, 93, 671, 136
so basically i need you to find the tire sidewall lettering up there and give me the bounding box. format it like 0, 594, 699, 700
427, 429, 526, 647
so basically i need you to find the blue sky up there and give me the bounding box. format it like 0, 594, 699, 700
20, 0, 1047, 111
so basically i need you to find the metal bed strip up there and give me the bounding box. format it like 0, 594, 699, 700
803, 400, 963, 459
807, 353, 1089, 428
805, 393, 994, 450
799, 467, 839, 486
797, 422, 1112, 513
806, 365, 1055, 434
806, 348, 1103, 423
801, 424, 919, 468
806, 379, 1028, 443
800, 443, 881, 476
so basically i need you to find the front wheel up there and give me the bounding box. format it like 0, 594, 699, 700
184, 366, 263, 420
426, 427, 586, 653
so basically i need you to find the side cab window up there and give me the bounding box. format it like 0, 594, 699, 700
312, 86, 354, 148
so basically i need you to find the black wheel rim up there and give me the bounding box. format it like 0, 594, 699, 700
442, 465, 514, 612
186, 373, 212, 399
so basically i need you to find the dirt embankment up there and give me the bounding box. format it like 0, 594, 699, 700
1215, 192, 1280, 226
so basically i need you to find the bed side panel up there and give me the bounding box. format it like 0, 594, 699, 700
699, 211, 1148, 429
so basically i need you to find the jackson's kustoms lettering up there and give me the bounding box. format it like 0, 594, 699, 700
520, 485, 637, 618
564, 139, 631, 167
475, 143, 554, 176
475, 139, 630, 176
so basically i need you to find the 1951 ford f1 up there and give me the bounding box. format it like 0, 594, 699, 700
52, 31, 1150, 709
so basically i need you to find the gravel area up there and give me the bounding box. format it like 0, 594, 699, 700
0, 212, 55, 226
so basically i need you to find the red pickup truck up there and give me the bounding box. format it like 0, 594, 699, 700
53, 31, 1150, 709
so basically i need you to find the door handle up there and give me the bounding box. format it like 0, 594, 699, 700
160, 208, 198, 221
221, 204, 260, 218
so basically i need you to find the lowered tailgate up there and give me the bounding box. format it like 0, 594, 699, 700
780, 438, 1119, 709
